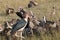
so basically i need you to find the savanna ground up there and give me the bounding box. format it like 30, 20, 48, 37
0, 0, 60, 40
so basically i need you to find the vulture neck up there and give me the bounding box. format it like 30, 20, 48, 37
24, 18, 28, 22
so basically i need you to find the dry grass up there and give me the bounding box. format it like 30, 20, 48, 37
0, 0, 60, 23
0, 0, 60, 40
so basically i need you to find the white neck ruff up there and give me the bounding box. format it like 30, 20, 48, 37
24, 18, 28, 22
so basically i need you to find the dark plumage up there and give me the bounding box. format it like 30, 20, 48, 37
39, 20, 55, 27
16, 9, 26, 18
11, 19, 27, 35
46, 21, 54, 24
28, 3, 33, 8
16, 9, 32, 35
16, 12, 23, 18
6, 8, 14, 15
28, 1, 38, 8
